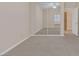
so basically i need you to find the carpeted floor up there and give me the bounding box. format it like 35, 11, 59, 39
35, 28, 60, 35
3, 33, 79, 56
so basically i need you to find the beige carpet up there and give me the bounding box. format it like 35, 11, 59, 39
3, 33, 79, 56
35, 28, 60, 35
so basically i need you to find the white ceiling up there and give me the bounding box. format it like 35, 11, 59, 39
38, 2, 79, 9
64, 2, 79, 8
39, 2, 61, 9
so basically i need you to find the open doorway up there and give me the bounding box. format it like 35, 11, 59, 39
64, 8, 79, 36
64, 11, 72, 34
64, 12, 67, 32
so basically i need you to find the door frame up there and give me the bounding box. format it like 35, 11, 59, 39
64, 8, 79, 36
64, 11, 67, 32
72, 8, 78, 36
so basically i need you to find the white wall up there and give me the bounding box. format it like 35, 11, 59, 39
78, 8, 79, 35
60, 3, 64, 35
0, 2, 43, 54
72, 8, 78, 36
0, 3, 30, 54
43, 9, 47, 28
29, 3, 43, 34
43, 8, 55, 28
43, 8, 61, 28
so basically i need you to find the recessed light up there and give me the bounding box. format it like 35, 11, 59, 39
52, 6, 57, 9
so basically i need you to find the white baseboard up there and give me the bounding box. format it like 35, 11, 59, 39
0, 34, 33, 56
60, 34, 64, 36
32, 35, 64, 36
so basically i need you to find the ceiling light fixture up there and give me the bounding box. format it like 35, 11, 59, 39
40, 2, 60, 9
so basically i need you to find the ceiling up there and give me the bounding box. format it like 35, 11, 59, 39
64, 2, 79, 8
38, 2, 79, 9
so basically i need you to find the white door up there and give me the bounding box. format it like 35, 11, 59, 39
72, 8, 78, 36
